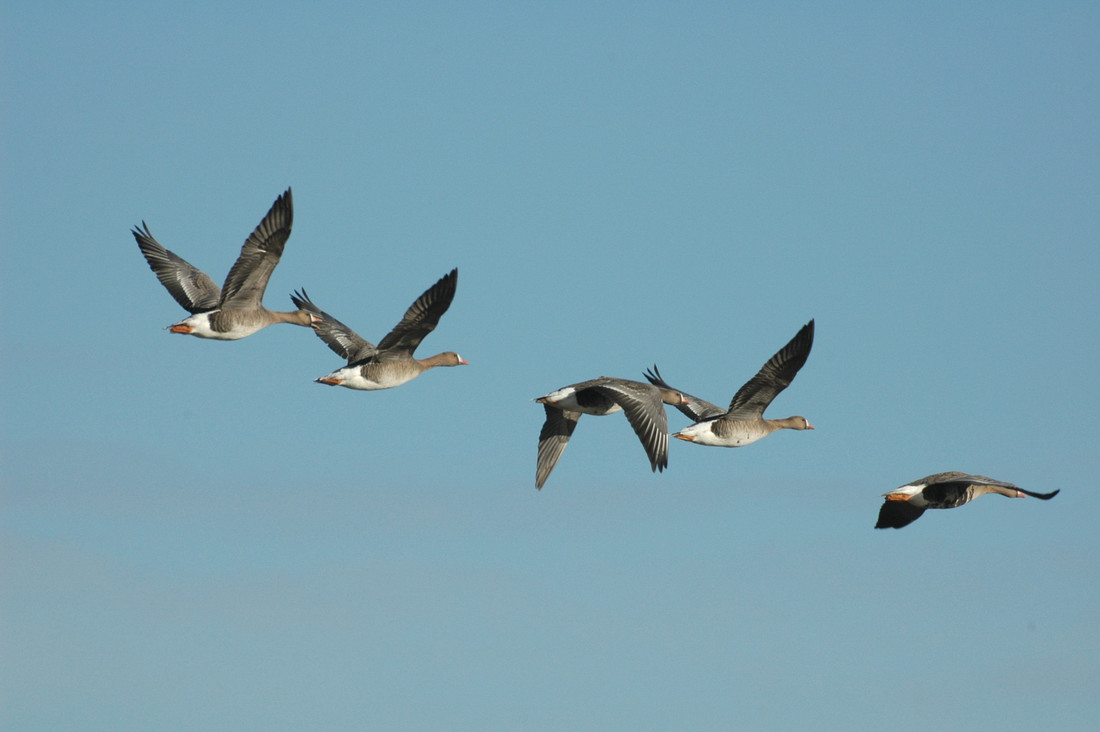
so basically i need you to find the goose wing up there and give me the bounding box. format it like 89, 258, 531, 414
587, 379, 670, 473
643, 365, 726, 422
376, 269, 458, 356
536, 406, 581, 489
725, 319, 814, 420
875, 500, 926, 529
948, 473, 1060, 501
291, 289, 376, 364
219, 188, 293, 310
133, 223, 221, 313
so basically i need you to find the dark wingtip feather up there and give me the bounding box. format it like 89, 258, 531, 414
798, 318, 815, 348
290, 287, 313, 311
874, 500, 924, 529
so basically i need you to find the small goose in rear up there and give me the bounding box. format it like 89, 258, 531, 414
535, 377, 689, 489
875, 471, 1060, 529
646, 319, 815, 448
291, 268, 466, 391
133, 188, 315, 339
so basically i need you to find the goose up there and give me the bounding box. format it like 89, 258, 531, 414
535, 377, 689, 489
133, 188, 314, 339
875, 471, 1060, 529
646, 319, 815, 447
291, 268, 466, 390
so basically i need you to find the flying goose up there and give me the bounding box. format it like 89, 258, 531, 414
875, 471, 1060, 529
535, 377, 689, 489
133, 188, 314, 339
645, 319, 815, 447
291, 268, 466, 390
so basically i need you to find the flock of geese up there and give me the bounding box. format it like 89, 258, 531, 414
133, 188, 1060, 529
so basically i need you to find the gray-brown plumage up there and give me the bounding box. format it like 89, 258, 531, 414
133, 188, 313, 339
875, 471, 1060, 529
646, 319, 815, 447
535, 377, 689, 489
291, 269, 466, 391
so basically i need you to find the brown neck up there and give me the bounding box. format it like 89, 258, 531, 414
976, 484, 1021, 499
270, 309, 316, 326
767, 416, 810, 431
416, 352, 464, 369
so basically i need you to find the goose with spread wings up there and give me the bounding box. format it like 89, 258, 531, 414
133, 188, 314, 339
535, 377, 689, 489
291, 268, 466, 391
875, 472, 1059, 529
645, 319, 815, 447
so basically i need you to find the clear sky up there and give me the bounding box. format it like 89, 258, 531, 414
3, 2, 1098, 729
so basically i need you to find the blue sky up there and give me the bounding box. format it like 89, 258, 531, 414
3, 2, 1098, 729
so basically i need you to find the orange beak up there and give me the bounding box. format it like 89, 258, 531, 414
317, 377, 343, 386
674, 433, 695, 442
170, 324, 193, 334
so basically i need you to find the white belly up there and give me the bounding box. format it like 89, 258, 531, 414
172, 312, 267, 340
327, 366, 419, 391
679, 420, 768, 447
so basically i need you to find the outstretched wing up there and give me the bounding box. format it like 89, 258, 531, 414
133, 222, 221, 313
291, 289, 376, 364
875, 500, 925, 529
219, 188, 293, 310
587, 380, 670, 474
726, 319, 814, 419
644, 365, 726, 422
536, 406, 580, 489
376, 269, 458, 356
